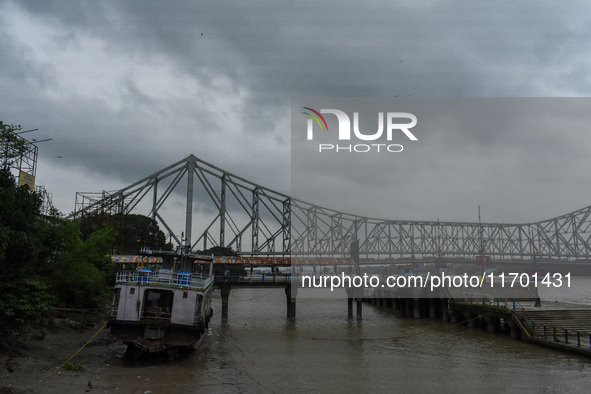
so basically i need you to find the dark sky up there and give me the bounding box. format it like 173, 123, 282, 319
2, 0, 591, 226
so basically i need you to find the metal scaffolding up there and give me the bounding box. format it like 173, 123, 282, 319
1, 126, 39, 178
2, 124, 55, 215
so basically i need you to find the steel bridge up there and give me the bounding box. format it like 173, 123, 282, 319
73, 154, 591, 261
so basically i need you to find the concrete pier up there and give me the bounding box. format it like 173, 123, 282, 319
413, 298, 421, 319
441, 299, 449, 322
483, 315, 499, 333
399, 298, 406, 315
221, 281, 231, 320
285, 284, 297, 319
465, 312, 476, 328
356, 299, 363, 320
348, 298, 353, 317
429, 299, 437, 319
405, 298, 413, 317
449, 309, 459, 324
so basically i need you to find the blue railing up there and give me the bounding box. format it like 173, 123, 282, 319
115, 269, 213, 290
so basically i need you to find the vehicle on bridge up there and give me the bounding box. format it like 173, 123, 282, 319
107, 254, 214, 358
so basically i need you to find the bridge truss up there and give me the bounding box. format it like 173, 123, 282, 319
73, 155, 591, 261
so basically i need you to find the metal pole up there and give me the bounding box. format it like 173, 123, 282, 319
185, 157, 196, 251
152, 178, 158, 220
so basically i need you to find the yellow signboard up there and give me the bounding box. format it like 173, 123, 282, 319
18, 171, 35, 190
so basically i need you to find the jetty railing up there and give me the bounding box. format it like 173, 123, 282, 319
115, 269, 214, 290
539, 325, 591, 349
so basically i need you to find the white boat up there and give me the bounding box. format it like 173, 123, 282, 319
108, 254, 214, 357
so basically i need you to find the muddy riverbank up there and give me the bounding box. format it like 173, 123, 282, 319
0, 318, 213, 394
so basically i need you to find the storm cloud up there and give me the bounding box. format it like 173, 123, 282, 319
2, 0, 591, 226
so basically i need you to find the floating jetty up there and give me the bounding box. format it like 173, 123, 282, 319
364, 280, 591, 358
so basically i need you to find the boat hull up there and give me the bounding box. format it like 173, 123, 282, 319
108, 319, 207, 353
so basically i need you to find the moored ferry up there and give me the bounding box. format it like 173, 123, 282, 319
107, 253, 214, 357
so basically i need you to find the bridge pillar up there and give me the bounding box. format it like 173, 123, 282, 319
384, 297, 392, 308
398, 298, 406, 315
413, 298, 421, 319
377, 295, 383, 307
429, 299, 436, 319
356, 299, 363, 320
392, 297, 400, 310
285, 284, 296, 320
448, 309, 458, 324
506, 320, 520, 339
348, 298, 353, 317
346, 288, 361, 318
405, 298, 413, 317
221, 282, 231, 320
483, 315, 499, 333
441, 298, 449, 322
464, 312, 477, 328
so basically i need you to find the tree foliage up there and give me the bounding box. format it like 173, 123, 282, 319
0, 168, 52, 336
81, 213, 172, 254
0, 167, 117, 337
0, 145, 182, 338
48, 220, 117, 307
199, 246, 238, 256
0, 122, 28, 172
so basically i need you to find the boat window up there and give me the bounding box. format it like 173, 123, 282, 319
143, 289, 174, 316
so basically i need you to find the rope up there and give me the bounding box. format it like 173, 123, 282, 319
25, 323, 108, 393
387, 312, 488, 342
47, 323, 107, 377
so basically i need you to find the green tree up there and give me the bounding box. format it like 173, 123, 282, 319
200, 246, 238, 256
81, 213, 171, 254
0, 169, 42, 275
49, 220, 117, 307
0, 168, 52, 336
116, 214, 171, 253
0, 122, 28, 172
0, 166, 118, 337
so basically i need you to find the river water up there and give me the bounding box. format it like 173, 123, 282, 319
133, 281, 591, 394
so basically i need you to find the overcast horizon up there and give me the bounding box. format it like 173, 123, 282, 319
3, 1, 591, 230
